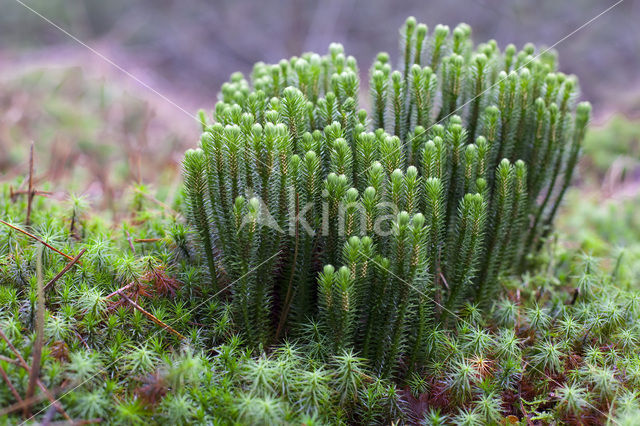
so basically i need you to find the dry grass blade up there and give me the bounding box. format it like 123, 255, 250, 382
25, 247, 45, 417
0, 384, 68, 417
10, 189, 53, 198
105, 282, 134, 299
133, 187, 180, 217
125, 230, 135, 253
43, 248, 87, 291
26, 142, 35, 227
117, 290, 186, 340
0, 219, 75, 262
133, 238, 163, 243
0, 364, 23, 405
0, 354, 22, 365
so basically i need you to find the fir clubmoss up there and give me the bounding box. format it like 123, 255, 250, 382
182, 17, 591, 375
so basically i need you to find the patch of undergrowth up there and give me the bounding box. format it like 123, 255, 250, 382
0, 66, 191, 212
558, 189, 640, 277
581, 114, 640, 183
555, 113, 640, 281
412, 253, 640, 425
2, 180, 640, 424
0, 182, 407, 424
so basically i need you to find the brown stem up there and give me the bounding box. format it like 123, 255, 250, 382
74, 331, 91, 350
26, 143, 34, 226
105, 282, 135, 299
117, 291, 185, 340
0, 220, 76, 262
0, 391, 57, 417
0, 364, 23, 404
569, 288, 579, 306
0, 354, 21, 365
125, 230, 135, 253
25, 247, 45, 417
10, 189, 52, 197
69, 210, 77, 240
43, 249, 86, 291
134, 188, 180, 217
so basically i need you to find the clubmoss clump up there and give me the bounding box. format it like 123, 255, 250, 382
183, 17, 591, 375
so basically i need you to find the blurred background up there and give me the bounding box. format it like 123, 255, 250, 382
2, 0, 639, 114
1, 0, 639, 265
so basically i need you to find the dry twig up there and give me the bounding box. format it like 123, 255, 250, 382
26, 143, 35, 226
105, 282, 135, 299
43, 249, 86, 291
117, 291, 186, 340
134, 238, 163, 243
125, 230, 136, 253
0, 391, 56, 417
133, 187, 180, 217
0, 219, 75, 262
25, 247, 45, 417
10, 188, 53, 198
0, 354, 22, 365
0, 364, 23, 405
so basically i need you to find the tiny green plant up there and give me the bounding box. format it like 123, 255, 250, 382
182, 17, 591, 375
